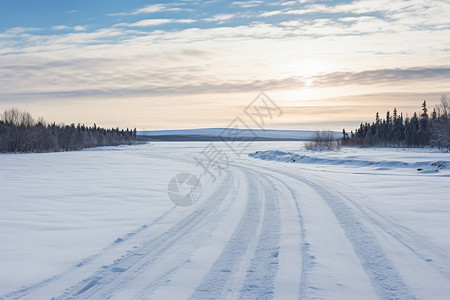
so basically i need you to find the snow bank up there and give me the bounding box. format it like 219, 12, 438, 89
249, 149, 450, 174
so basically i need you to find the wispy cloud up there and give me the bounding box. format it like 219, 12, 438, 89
109, 3, 188, 16
1, 0, 449, 129
204, 13, 236, 23
73, 25, 87, 31
1, 27, 40, 35
51, 25, 69, 31
271, 0, 319, 6
232, 1, 263, 8
127, 19, 196, 27
1, 51, 447, 102
261, 0, 450, 29
311, 67, 450, 87
51, 25, 87, 31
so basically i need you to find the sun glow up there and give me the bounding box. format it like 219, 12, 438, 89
291, 58, 333, 77
283, 87, 323, 102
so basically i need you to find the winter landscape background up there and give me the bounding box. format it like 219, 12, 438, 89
1, 0, 450, 299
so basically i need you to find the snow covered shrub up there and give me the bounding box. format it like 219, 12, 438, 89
304, 131, 341, 151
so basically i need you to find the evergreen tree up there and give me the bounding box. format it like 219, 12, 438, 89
419, 100, 429, 145
342, 98, 449, 149
342, 129, 347, 141
432, 108, 437, 120
0, 109, 137, 153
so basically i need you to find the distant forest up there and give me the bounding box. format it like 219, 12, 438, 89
0, 108, 137, 153
342, 95, 450, 149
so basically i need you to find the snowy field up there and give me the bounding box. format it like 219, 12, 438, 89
0, 142, 449, 299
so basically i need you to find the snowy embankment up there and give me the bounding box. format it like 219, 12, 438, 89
1, 142, 449, 299
250, 148, 450, 175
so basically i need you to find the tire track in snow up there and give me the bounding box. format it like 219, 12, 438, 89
1, 150, 196, 300
0, 208, 176, 300
189, 168, 280, 299
363, 206, 450, 279
317, 178, 450, 280
255, 171, 312, 299
48, 174, 234, 299
129, 168, 245, 299
238, 170, 281, 300
256, 165, 417, 300
304, 178, 417, 300
188, 170, 263, 299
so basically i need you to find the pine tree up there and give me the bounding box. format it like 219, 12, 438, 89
410, 112, 420, 146
432, 108, 437, 120
419, 100, 429, 145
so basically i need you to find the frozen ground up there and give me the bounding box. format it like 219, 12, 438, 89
0, 142, 449, 299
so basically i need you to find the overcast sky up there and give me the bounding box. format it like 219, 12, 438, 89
0, 0, 449, 130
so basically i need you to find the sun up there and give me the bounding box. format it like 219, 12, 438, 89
278, 57, 335, 101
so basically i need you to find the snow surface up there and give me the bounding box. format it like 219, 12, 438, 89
0, 142, 449, 299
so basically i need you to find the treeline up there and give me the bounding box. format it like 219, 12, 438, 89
0, 108, 137, 153
342, 95, 450, 149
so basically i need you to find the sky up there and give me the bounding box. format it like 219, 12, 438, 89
0, 0, 449, 131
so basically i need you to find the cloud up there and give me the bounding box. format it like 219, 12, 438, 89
1, 3, 449, 106
278, 1, 298, 6
311, 67, 450, 87
273, 0, 319, 5
261, 1, 390, 16
260, 10, 283, 17
260, 0, 450, 30
1, 27, 39, 35
109, 3, 188, 16
73, 25, 87, 31
278, 16, 392, 36
132, 4, 169, 14
127, 19, 196, 27
1, 51, 447, 103
51, 25, 87, 31
1, 1, 449, 129
128, 19, 172, 27
232, 1, 263, 8
204, 13, 236, 23
51, 25, 70, 31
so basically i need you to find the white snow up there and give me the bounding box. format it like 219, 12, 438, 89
250, 147, 450, 175
0, 142, 449, 299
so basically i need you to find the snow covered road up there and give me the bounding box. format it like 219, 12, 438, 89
1, 142, 449, 299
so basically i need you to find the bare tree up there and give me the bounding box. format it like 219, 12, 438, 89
440, 95, 449, 118
305, 131, 341, 151
0, 108, 137, 153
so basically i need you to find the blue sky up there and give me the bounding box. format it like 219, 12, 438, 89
1, 0, 361, 33
0, 0, 449, 130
